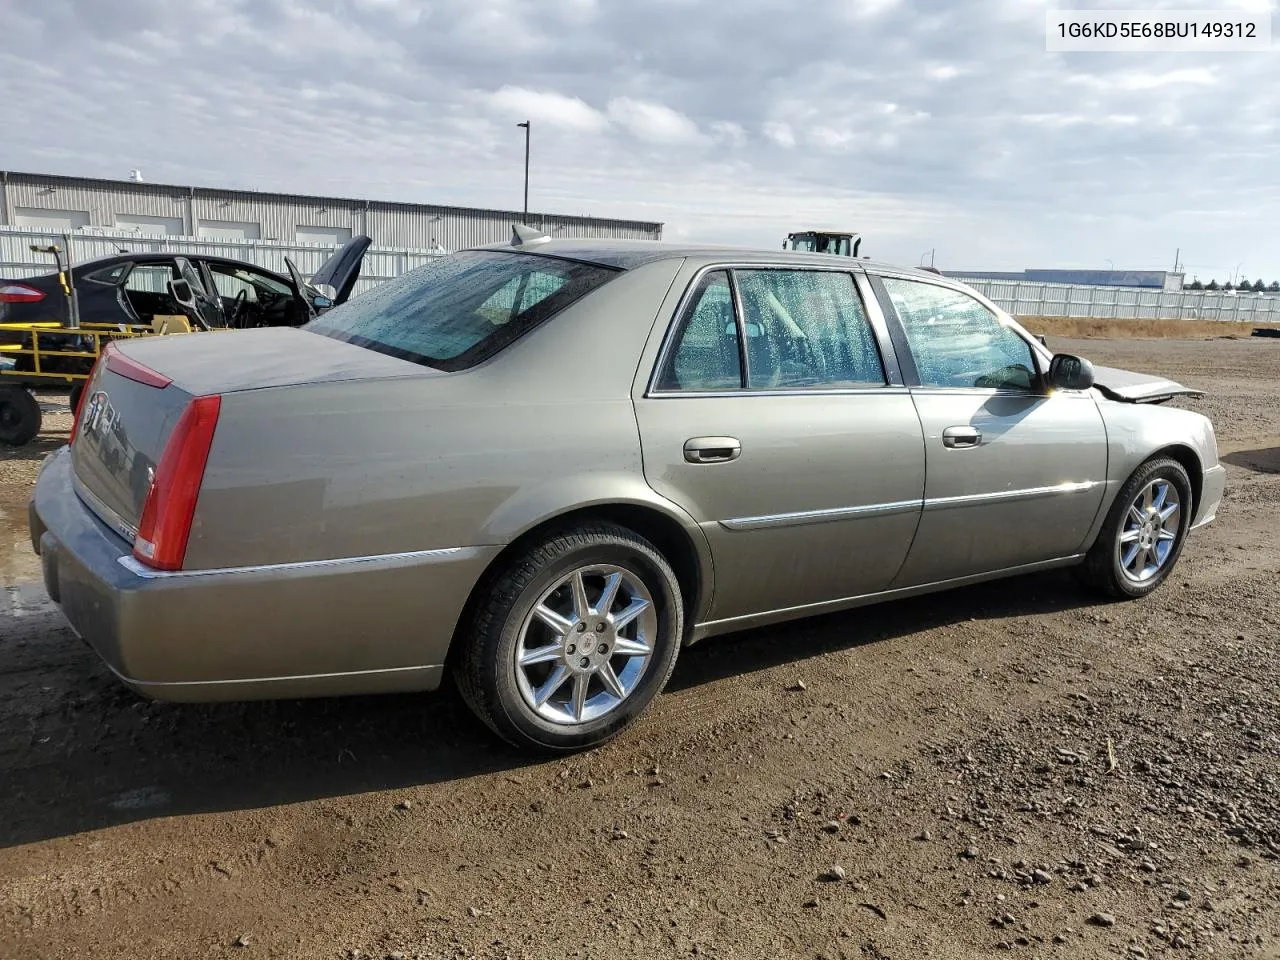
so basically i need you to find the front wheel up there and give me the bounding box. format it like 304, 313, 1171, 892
1078, 457, 1193, 599
455, 523, 683, 752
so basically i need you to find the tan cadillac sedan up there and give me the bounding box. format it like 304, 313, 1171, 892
29, 232, 1226, 751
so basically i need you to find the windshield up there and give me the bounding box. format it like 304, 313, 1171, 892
304, 251, 619, 371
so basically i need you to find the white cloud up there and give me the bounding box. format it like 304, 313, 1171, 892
487, 86, 607, 132
762, 121, 796, 149
0, 0, 1275, 280
710, 120, 747, 147
606, 97, 702, 144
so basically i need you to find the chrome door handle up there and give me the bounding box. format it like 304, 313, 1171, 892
684, 437, 741, 464
942, 426, 981, 448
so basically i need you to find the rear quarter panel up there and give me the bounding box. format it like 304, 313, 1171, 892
184, 258, 706, 571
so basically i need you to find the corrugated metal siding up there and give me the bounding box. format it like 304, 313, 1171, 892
1, 172, 662, 250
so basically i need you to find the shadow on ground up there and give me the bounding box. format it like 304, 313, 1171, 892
1222, 446, 1280, 475
0, 569, 1094, 849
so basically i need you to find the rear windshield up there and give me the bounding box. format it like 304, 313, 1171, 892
304, 250, 619, 371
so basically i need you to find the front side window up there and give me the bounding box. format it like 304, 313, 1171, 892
656, 271, 742, 391
736, 270, 885, 388
306, 251, 617, 370
881, 278, 1037, 391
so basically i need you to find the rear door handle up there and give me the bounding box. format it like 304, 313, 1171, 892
684, 437, 741, 464
942, 426, 981, 448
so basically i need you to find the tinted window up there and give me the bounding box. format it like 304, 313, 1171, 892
306, 251, 617, 370
656, 271, 742, 391
882, 278, 1037, 391
84, 263, 128, 285
736, 270, 884, 389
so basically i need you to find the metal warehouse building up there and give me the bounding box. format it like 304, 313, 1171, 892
0, 170, 663, 250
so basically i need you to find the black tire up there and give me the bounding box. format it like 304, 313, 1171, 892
68, 382, 85, 419
455, 522, 683, 752
0, 386, 41, 447
1077, 457, 1193, 599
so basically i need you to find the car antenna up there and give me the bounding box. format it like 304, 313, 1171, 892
511, 223, 551, 246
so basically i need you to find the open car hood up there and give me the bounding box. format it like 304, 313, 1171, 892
1091, 364, 1204, 404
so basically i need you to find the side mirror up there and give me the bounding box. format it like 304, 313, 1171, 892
168, 278, 195, 309
1047, 353, 1095, 391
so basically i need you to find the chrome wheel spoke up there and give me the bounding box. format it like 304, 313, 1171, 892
570, 570, 591, 620
1152, 482, 1168, 511
533, 603, 572, 635
612, 597, 650, 632
598, 572, 623, 615
599, 662, 626, 699
1127, 505, 1145, 527
1157, 529, 1176, 543
534, 665, 570, 706
571, 672, 589, 721
611, 636, 651, 657
1159, 502, 1179, 523
1121, 543, 1141, 570
1119, 527, 1141, 544
1142, 484, 1154, 511
519, 643, 563, 667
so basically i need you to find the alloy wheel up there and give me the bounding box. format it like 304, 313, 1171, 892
513, 564, 657, 725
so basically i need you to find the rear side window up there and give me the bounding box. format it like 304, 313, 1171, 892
656, 271, 742, 391
735, 270, 885, 388
306, 251, 618, 371
84, 263, 129, 285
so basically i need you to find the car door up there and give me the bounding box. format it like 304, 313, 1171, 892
173, 257, 223, 330
871, 274, 1108, 587
633, 264, 926, 628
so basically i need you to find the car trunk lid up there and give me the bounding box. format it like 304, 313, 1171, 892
70, 327, 430, 540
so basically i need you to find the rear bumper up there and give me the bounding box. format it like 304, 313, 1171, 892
29, 447, 499, 701
1192, 464, 1226, 530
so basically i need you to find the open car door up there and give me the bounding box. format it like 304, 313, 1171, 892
171, 257, 223, 330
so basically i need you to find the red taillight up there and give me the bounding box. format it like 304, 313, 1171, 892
133, 395, 222, 571
105, 345, 172, 389
0, 283, 46, 304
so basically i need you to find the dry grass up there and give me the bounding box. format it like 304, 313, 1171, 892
1017, 316, 1276, 340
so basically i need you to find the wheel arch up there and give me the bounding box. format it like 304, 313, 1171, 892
447, 498, 713, 667
1149, 443, 1203, 516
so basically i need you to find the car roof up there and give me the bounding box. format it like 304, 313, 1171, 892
70, 252, 285, 275
467, 237, 939, 278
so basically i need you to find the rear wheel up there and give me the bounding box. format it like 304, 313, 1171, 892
455, 523, 683, 752
0, 386, 41, 446
1078, 457, 1193, 599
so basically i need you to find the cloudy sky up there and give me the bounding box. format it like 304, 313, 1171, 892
1, 0, 1277, 280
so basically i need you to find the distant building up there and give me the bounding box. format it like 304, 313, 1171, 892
0, 170, 662, 250
948, 268, 1184, 292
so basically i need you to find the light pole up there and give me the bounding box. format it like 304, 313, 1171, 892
517, 121, 530, 221
1232, 262, 1244, 285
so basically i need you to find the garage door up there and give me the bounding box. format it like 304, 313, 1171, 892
13, 207, 90, 231
296, 225, 352, 245
115, 215, 184, 236
198, 220, 261, 240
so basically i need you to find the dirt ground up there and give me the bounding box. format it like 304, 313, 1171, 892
1, 335, 1278, 960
